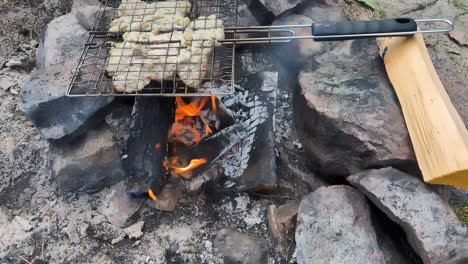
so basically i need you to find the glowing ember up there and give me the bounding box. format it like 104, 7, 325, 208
148, 189, 158, 200
169, 122, 204, 145
171, 158, 207, 173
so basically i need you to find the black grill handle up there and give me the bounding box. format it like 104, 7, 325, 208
312, 18, 418, 41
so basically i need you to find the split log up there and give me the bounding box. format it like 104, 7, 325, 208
377, 35, 468, 189
124, 97, 175, 197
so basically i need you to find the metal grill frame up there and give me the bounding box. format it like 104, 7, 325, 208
68, 0, 239, 97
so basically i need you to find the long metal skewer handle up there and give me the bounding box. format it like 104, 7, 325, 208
313, 18, 417, 41
221, 18, 453, 44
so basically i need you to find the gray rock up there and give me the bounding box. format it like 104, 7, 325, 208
51, 124, 124, 193
36, 13, 88, 68
295, 185, 385, 264
20, 64, 113, 142
294, 39, 415, 177
296, 185, 385, 264
348, 168, 468, 264
272, 14, 325, 65
74, 6, 100, 30
213, 229, 269, 264
258, 0, 304, 16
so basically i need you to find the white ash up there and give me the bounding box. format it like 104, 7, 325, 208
217, 85, 269, 178
261, 71, 278, 92
0, 76, 15, 91
217, 194, 268, 232
200, 239, 214, 263
126, 220, 145, 239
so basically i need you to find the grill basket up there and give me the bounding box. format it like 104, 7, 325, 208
68, 0, 239, 97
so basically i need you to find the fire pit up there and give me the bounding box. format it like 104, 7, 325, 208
64, 0, 282, 201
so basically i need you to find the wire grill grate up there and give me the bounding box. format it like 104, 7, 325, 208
68, 0, 238, 97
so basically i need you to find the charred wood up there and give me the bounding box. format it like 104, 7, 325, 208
170, 123, 246, 179
124, 97, 175, 198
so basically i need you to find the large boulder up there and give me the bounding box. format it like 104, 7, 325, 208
295, 185, 386, 264
348, 168, 468, 264
294, 39, 415, 177
20, 13, 113, 143
51, 123, 125, 193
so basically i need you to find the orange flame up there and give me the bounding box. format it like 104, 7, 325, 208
171, 158, 207, 173
205, 124, 213, 134
170, 97, 212, 146
175, 97, 209, 121
211, 96, 217, 112
148, 189, 158, 200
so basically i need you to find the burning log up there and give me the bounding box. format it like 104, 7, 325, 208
169, 123, 246, 179
124, 97, 175, 199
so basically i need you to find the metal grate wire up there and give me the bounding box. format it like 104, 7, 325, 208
68, 0, 238, 97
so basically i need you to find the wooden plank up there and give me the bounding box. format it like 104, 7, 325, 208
377, 34, 468, 189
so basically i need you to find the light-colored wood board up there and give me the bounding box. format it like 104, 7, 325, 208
377, 34, 468, 190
